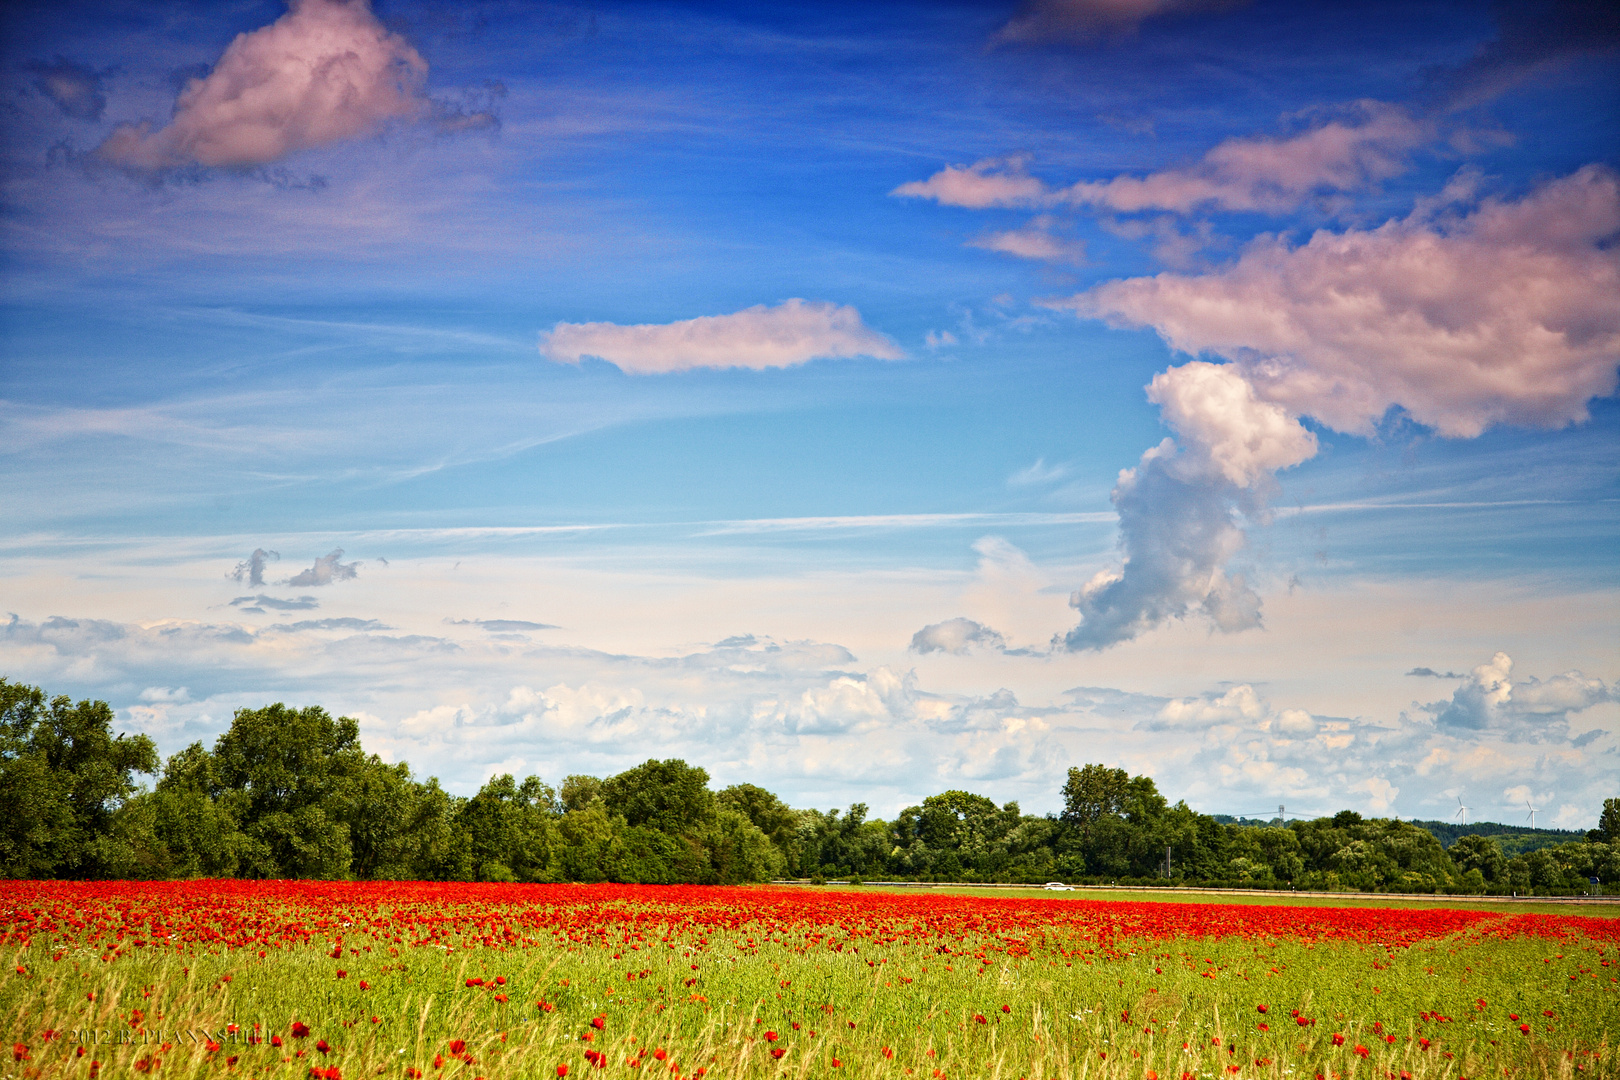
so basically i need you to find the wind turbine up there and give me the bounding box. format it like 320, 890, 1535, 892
1455, 796, 1471, 825
1524, 799, 1540, 829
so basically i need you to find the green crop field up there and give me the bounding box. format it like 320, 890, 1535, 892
2, 881, 1615, 1080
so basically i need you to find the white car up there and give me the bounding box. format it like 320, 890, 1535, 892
1042, 882, 1074, 891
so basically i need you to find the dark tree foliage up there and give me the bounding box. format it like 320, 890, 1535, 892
2, 679, 1616, 893
600, 759, 715, 835
0, 678, 158, 879
1600, 798, 1620, 843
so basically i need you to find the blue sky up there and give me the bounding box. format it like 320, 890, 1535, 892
1, 0, 1616, 825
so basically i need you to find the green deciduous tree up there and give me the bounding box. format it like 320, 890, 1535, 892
0, 679, 157, 878
1060, 764, 1130, 842
600, 759, 716, 835
1599, 798, 1620, 843
1448, 834, 1506, 884
456, 773, 562, 882
718, 783, 801, 868
210, 703, 369, 878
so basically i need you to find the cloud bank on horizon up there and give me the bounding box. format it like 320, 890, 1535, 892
1, 0, 1615, 823
3, 601, 1612, 827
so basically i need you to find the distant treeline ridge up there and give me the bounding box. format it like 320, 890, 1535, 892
3, 679, 1617, 893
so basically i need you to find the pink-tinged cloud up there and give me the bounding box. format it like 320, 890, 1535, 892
993, 0, 1250, 44
538, 299, 904, 375
1065, 102, 1426, 213
97, 0, 428, 171
895, 103, 1425, 217
1068, 164, 1620, 438
890, 156, 1049, 209
968, 218, 1087, 263
1059, 165, 1620, 651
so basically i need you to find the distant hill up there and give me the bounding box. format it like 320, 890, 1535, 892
1210, 814, 1589, 856
1408, 819, 1588, 855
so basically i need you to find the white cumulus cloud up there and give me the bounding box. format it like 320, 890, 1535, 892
538, 299, 904, 374
1429, 652, 1611, 738
1146, 361, 1318, 487
909, 617, 1010, 656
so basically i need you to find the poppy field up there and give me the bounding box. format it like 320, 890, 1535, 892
1, 883, 1615, 1080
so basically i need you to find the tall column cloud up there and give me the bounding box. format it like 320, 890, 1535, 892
1058, 165, 1620, 649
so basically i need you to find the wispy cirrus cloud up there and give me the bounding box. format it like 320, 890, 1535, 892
992, 0, 1250, 45
268, 617, 390, 633
539, 299, 903, 374
446, 618, 559, 632
228, 594, 319, 613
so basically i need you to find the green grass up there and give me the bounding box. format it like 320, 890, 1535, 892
816, 883, 1620, 920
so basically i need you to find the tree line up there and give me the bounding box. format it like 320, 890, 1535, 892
4, 679, 1617, 893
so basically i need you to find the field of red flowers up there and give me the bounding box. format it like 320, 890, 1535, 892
2, 882, 1615, 1079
